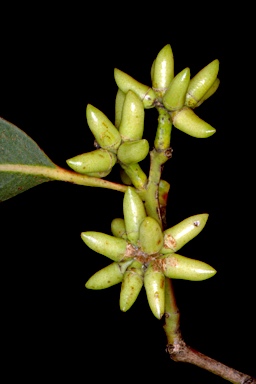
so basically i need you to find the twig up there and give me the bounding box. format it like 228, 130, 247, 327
166, 341, 256, 384
163, 278, 256, 383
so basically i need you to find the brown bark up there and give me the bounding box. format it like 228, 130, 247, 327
166, 338, 256, 384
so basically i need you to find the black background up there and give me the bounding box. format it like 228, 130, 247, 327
1, 6, 255, 383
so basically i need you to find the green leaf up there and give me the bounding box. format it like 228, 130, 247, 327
0, 117, 57, 202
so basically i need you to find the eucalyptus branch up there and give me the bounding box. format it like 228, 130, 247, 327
167, 340, 256, 384
1, 42, 254, 383
163, 278, 256, 383
144, 103, 173, 225
163, 277, 180, 345
168, 346, 256, 384
144, 148, 172, 226
154, 106, 172, 150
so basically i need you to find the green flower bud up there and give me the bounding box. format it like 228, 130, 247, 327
139, 217, 163, 254
111, 218, 127, 239
86, 104, 121, 152
150, 59, 155, 84
117, 139, 149, 165
185, 59, 219, 108
120, 260, 144, 312
66, 149, 117, 174
85, 260, 133, 289
119, 90, 145, 141
121, 163, 147, 190
162, 68, 190, 111
161, 213, 209, 254
171, 106, 216, 138
160, 253, 216, 281
195, 78, 220, 108
144, 262, 165, 319
83, 169, 111, 178
115, 88, 126, 129
120, 169, 132, 185
123, 187, 146, 244
81, 231, 132, 262
152, 44, 174, 96
114, 68, 156, 109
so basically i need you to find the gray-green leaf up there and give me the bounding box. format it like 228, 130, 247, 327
0, 117, 57, 202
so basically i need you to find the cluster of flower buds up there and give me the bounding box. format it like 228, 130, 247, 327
82, 188, 216, 319
66, 98, 149, 186
71, 43, 219, 319
66, 44, 219, 178
66, 45, 219, 183
116, 44, 219, 138
66, 104, 121, 177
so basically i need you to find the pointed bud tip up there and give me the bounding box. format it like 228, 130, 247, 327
199, 266, 217, 280
85, 278, 96, 289
160, 43, 173, 54
66, 158, 72, 165
206, 128, 216, 137
114, 68, 121, 77
210, 267, 217, 276
152, 309, 164, 320
86, 103, 99, 115
81, 232, 90, 243
198, 213, 209, 222
86, 103, 95, 116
